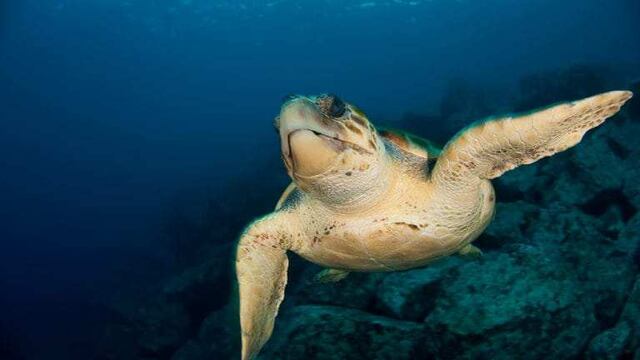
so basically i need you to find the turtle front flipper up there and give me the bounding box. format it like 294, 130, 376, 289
433, 91, 633, 185
236, 213, 295, 360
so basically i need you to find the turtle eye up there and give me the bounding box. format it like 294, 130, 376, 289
328, 95, 346, 118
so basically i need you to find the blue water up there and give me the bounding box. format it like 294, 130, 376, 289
1, 1, 639, 359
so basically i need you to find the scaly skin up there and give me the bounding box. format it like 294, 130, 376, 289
235, 91, 633, 360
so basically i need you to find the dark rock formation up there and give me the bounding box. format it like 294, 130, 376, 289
136, 299, 191, 358
263, 305, 432, 360
295, 270, 385, 311
97, 244, 236, 359
586, 322, 632, 360
171, 304, 237, 360
375, 258, 462, 321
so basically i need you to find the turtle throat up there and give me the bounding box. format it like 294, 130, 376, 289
288, 129, 341, 177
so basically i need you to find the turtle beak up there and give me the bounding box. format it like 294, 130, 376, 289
277, 97, 339, 169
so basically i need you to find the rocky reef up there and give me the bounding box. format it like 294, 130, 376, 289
98, 66, 640, 359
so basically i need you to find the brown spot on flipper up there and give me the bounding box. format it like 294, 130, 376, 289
393, 222, 420, 231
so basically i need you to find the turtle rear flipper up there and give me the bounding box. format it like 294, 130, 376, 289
314, 268, 350, 283
236, 215, 292, 360
433, 90, 633, 184
458, 244, 483, 258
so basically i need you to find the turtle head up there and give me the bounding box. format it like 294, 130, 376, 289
275, 94, 390, 208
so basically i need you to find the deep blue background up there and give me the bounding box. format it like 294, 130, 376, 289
1, 0, 639, 358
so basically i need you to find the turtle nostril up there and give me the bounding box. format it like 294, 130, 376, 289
328, 94, 346, 117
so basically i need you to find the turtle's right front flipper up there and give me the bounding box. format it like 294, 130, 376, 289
236, 214, 293, 360
433, 90, 633, 185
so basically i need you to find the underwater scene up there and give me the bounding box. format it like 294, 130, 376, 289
2, 0, 640, 359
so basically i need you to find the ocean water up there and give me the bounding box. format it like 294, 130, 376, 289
1, 1, 640, 359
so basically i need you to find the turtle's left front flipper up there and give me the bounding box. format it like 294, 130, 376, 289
236, 214, 293, 360
433, 90, 633, 185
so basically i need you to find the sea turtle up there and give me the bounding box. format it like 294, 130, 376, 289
235, 90, 633, 359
